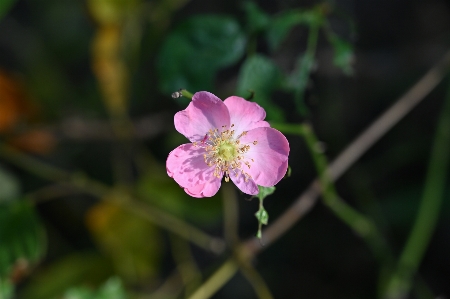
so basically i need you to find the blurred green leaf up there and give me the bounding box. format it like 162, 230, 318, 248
136, 165, 222, 225
0, 278, 13, 299
61, 277, 128, 299
157, 15, 246, 100
0, 201, 45, 277
236, 54, 285, 121
18, 252, 113, 299
242, 2, 271, 33
0, 166, 20, 202
86, 200, 162, 284
87, 0, 142, 25
266, 8, 324, 52
328, 34, 354, 75
288, 50, 316, 116
0, 0, 16, 20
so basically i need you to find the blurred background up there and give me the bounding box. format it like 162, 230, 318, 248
0, 0, 450, 298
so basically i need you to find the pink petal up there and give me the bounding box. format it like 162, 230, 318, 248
174, 91, 230, 142
185, 179, 222, 198
223, 96, 270, 135
230, 173, 259, 196
167, 143, 222, 197
239, 127, 289, 187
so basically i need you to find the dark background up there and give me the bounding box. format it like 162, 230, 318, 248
1, 0, 450, 298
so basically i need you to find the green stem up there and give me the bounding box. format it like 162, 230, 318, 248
384, 80, 450, 299
0, 144, 224, 253
222, 183, 239, 246
188, 259, 238, 299
238, 259, 274, 299
278, 123, 391, 263
181, 89, 193, 99
293, 24, 319, 115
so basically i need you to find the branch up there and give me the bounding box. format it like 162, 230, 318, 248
187, 49, 450, 299
0, 144, 225, 254
244, 49, 450, 255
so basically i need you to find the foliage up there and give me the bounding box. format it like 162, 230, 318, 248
0, 1, 448, 299
157, 15, 246, 101
0, 200, 45, 277
61, 277, 128, 299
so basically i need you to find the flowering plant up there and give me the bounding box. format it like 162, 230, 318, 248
166, 91, 290, 198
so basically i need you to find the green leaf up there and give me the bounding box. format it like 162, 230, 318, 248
61, 277, 128, 299
254, 186, 276, 239
266, 9, 324, 52
157, 15, 246, 100
288, 51, 316, 116
256, 186, 276, 201
0, 0, 17, 20
96, 277, 127, 299
236, 54, 285, 121
0, 201, 45, 277
286, 165, 292, 178
0, 166, 20, 202
0, 278, 13, 299
254, 202, 269, 240
18, 252, 113, 299
255, 207, 269, 225
242, 2, 271, 33
86, 201, 162, 283
328, 35, 354, 75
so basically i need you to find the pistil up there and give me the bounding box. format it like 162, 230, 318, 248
193, 124, 257, 182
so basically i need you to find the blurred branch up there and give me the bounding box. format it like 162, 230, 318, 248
246, 49, 450, 255
222, 184, 274, 299
0, 144, 225, 254
236, 254, 274, 299
187, 258, 238, 299
35, 113, 171, 141
292, 23, 320, 116
383, 79, 450, 299
169, 234, 202, 297
26, 183, 86, 205
301, 123, 391, 263
187, 49, 450, 298
222, 182, 239, 246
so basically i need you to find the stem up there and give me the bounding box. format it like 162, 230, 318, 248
182, 49, 450, 299
187, 259, 238, 299
301, 123, 391, 263
222, 183, 239, 246
246, 50, 450, 255
293, 24, 319, 115
181, 89, 194, 99
384, 80, 450, 299
169, 234, 202, 297
237, 256, 274, 299
0, 144, 224, 253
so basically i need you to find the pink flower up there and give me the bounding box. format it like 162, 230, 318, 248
166, 91, 290, 198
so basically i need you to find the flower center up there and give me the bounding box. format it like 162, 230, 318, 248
218, 142, 237, 161
193, 124, 257, 182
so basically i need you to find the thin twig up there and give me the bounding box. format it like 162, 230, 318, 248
187, 259, 238, 299
0, 144, 225, 254
245, 49, 450, 255
222, 183, 239, 246
237, 257, 274, 299
187, 50, 450, 299
384, 78, 450, 299
169, 234, 203, 297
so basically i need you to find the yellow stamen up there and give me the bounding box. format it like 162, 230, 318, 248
194, 123, 257, 182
